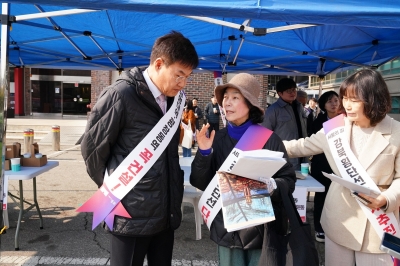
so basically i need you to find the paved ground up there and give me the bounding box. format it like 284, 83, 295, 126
0, 117, 325, 265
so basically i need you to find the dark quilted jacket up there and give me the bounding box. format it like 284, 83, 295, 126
190, 128, 296, 249
81, 67, 184, 236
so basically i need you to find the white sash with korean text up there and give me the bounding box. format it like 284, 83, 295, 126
104, 91, 185, 198
78, 91, 185, 229
324, 114, 399, 238
198, 125, 273, 229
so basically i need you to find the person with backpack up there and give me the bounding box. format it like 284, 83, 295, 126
81, 31, 198, 266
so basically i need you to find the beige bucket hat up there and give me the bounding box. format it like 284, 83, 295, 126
214, 73, 264, 114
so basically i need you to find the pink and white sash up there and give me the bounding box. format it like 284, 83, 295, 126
77, 91, 185, 230
323, 114, 399, 238
198, 125, 273, 228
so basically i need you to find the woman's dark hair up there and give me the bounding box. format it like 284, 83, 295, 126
318, 91, 339, 113
186, 98, 194, 111
245, 98, 264, 124
339, 69, 391, 126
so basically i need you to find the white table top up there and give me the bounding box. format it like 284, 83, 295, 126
179, 157, 194, 167
5, 160, 59, 180
180, 162, 325, 193
295, 172, 325, 192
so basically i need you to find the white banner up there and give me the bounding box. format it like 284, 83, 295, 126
293, 186, 307, 222
214, 77, 223, 86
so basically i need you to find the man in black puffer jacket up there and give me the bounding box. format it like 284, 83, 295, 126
81, 31, 198, 266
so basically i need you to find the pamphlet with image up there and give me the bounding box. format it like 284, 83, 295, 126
217, 149, 287, 232
217, 171, 275, 232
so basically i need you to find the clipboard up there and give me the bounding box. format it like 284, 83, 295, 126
322, 172, 380, 198
380, 232, 400, 259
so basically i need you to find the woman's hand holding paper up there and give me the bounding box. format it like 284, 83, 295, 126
358, 192, 388, 209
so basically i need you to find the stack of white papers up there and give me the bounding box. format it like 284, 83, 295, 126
322, 172, 381, 198
229, 149, 286, 182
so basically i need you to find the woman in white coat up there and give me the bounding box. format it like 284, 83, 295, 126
284, 69, 400, 266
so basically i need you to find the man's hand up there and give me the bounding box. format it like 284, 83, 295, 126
196, 123, 215, 150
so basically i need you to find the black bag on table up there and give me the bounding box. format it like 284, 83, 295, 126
258, 180, 319, 266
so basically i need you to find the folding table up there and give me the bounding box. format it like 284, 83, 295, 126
3, 160, 59, 250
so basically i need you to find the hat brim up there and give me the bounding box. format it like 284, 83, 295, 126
214, 83, 264, 114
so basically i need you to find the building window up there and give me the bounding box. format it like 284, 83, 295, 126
63, 69, 91, 76
31, 68, 61, 75
390, 96, 400, 114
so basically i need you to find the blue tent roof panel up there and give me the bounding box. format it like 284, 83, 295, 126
2, 2, 400, 75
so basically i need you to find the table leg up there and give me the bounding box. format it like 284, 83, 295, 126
32, 177, 43, 229
3, 208, 9, 228
15, 180, 23, 250
3, 175, 9, 229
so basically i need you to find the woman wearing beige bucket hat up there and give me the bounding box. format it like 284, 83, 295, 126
190, 73, 296, 266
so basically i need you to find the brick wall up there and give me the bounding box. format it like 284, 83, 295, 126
183, 72, 219, 114
89, 70, 269, 126
90, 70, 112, 109
183, 73, 268, 109
183, 72, 268, 127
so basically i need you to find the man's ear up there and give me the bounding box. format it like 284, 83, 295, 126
277, 91, 283, 98
154, 57, 164, 70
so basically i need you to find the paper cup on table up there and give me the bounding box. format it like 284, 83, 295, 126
10, 158, 21, 172
301, 163, 309, 176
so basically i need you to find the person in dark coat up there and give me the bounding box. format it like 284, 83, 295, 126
192, 97, 203, 130
190, 73, 296, 266
262, 78, 308, 171
309, 90, 340, 242
204, 95, 221, 135
306, 97, 321, 136
81, 31, 198, 266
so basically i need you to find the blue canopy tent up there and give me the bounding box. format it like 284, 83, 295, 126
1, 1, 400, 75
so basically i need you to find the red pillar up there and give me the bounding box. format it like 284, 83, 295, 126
14, 67, 24, 116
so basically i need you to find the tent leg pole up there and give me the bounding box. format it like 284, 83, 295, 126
0, 3, 11, 235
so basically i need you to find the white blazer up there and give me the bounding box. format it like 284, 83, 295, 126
284, 115, 400, 253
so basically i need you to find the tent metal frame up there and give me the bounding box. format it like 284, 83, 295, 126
5, 4, 379, 75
